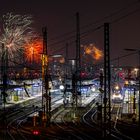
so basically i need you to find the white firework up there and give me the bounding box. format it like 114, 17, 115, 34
0, 12, 36, 62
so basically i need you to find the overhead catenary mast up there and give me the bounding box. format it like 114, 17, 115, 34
103, 23, 111, 138
1, 43, 8, 111
76, 12, 81, 107
42, 27, 51, 126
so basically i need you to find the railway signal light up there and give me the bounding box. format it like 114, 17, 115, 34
33, 130, 40, 135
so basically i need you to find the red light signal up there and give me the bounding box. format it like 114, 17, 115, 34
33, 130, 39, 135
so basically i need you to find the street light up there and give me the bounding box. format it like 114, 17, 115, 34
124, 48, 140, 126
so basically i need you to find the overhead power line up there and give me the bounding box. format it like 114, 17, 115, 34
48, 0, 140, 47
94, 51, 138, 68
50, 5, 140, 54
3, 1, 140, 71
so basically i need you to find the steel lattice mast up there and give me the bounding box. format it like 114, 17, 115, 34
42, 27, 51, 126
103, 23, 111, 138
1, 43, 8, 110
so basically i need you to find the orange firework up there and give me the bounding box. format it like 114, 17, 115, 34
93, 46, 103, 60
84, 44, 103, 60
85, 47, 92, 54
24, 39, 43, 63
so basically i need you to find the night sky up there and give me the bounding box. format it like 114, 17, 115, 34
0, 0, 140, 66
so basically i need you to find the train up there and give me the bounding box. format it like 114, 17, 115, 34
112, 92, 123, 101
112, 84, 123, 101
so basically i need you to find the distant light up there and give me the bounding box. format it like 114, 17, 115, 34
71, 60, 75, 66
134, 68, 139, 72
125, 80, 129, 85
14, 88, 23, 91
33, 130, 39, 135
131, 88, 134, 91
91, 87, 96, 92
33, 83, 39, 87
115, 85, 119, 90
51, 54, 62, 58
59, 85, 64, 90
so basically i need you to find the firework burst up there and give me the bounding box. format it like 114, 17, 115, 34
0, 12, 36, 63
84, 43, 103, 60
24, 38, 43, 64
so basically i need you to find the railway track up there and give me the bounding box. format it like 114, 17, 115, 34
0, 96, 63, 140
110, 101, 135, 140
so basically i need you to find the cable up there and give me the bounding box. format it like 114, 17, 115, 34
49, 6, 140, 54
47, 0, 140, 46
49, 24, 104, 53
50, 5, 140, 54
2, 1, 140, 72
79, 0, 140, 30
3, 8, 140, 72
93, 51, 138, 68
111, 7, 140, 24
77, 8, 140, 42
